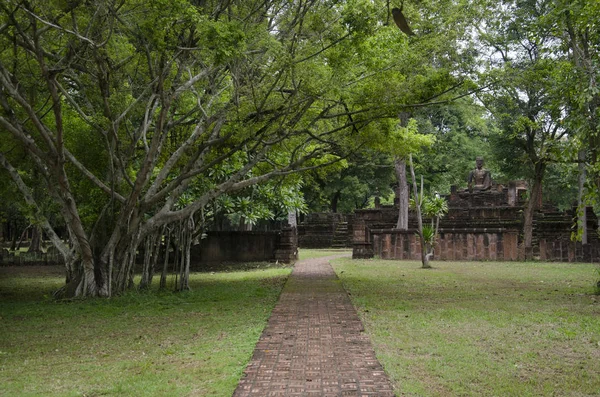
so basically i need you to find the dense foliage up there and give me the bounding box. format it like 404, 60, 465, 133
1, 0, 598, 295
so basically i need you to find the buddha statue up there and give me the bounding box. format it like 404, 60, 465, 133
467, 157, 492, 191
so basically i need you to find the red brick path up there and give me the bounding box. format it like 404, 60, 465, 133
233, 255, 396, 397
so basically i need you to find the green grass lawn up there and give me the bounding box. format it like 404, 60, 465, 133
298, 248, 352, 261
332, 258, 600, 397
0, 265, 290, 396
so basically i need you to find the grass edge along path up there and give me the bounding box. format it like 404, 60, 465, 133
298, 248, 352, 261
332, 258, 600, 397
0, 265, 291, 396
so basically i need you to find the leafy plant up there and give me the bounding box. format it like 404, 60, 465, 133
423, 196, 449, 222
421, 224, 436, 246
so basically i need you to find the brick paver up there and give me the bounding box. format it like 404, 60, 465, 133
233, 255, 395, 397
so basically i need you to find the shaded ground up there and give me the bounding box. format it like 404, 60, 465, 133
0, 264, 290, 396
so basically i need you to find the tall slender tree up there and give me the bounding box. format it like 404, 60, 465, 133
478, 0, 570, 259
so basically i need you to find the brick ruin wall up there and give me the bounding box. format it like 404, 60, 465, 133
297, 212, 352, 248
368, 229, 520, 261
191, 227, 298, 268
351, 184, 600, 263
1, 228, 299, 268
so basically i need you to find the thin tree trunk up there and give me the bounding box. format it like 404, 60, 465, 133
523, 162, 545, 260
148, 232, 161, 287
16, 224, 31, 251
409, 155, 430, 268
578, 149, 588, 244
395, 157, 409, 230
173, 224, 181, 289
239, 216, 252, 231
160, 228, 171, 290
178, 217, 193, 291
139, 235, 153, 290
566, 12, 600, 225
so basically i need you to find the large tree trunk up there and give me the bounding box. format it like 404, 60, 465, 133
395, 157, 409, 230
288, 211, 297, 228
523, 162, 545, 260
331, 190, 341, 213
62, 199, 108, 297
28, 225, 42, 253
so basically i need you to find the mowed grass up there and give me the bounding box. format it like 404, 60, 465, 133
298, 248, 352, 261
0, 265, 291, 396
332, 258, 600, 397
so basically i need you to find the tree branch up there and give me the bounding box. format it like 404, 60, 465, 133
0, 152, 73, 262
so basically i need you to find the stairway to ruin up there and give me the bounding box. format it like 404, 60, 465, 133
331, 221, 349, 248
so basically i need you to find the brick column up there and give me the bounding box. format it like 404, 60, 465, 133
275, 226, 298, 263
351, 217, 373, 259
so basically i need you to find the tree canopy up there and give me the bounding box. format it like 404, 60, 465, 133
1, 0, 598, 295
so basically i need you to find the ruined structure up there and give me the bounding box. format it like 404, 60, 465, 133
352, 159, 600, 262
297, 213, 352, 248
189, 226, 298, 269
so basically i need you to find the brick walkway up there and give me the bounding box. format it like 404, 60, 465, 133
233, 255, 395, 397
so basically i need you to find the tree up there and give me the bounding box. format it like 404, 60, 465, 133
423, 194, 449, 241
381, 120, 434, 230
375, 0, 487, 230
1, 0, 404, 296
5, 0, 476, 296
212, 178, 307, 230
478, 0, 570, 259
545, 0, 600, 242
408, 154, 431, 268
414, 100, 493, 193
301, 151, 395, 214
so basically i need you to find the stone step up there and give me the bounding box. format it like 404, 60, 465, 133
331, 221, 350, 248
